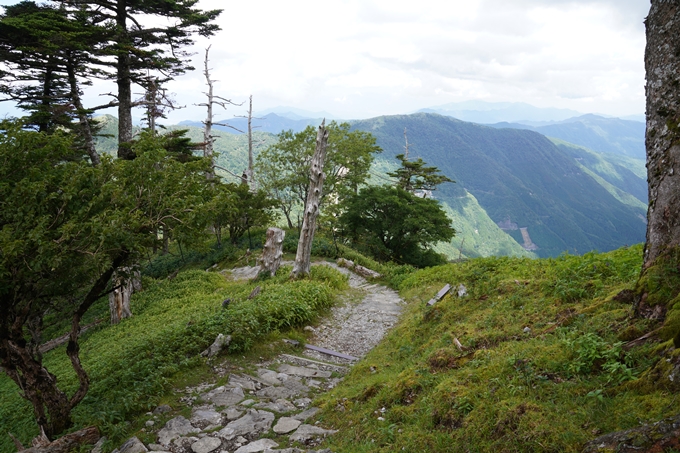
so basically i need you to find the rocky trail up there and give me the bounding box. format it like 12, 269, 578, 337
105, 261, 403, 453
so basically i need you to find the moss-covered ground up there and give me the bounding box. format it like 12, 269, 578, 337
315, 244, 678, 453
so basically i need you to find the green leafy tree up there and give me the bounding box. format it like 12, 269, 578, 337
0, 122, 208, 439
339, 185, 455, 267
205, 182, 276, 246
255, 121, 381, 228
388, 153, 454, 193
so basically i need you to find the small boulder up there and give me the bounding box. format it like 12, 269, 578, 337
118, 437, 148, 453
273, 417, 302, 434
233, 439, 279, 453
190, 437, 222, 453
200, 334, 231, 358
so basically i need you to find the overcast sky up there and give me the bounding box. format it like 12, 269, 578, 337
0, 0, 650, 122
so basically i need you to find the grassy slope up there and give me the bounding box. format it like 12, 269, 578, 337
0, 261, 348, 453
315, 244, 674, 453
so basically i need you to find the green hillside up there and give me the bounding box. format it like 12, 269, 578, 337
351, 113, 647, 258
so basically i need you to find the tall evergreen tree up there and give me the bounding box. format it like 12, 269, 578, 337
0, 1, 105, 163
57, 0, 222, 159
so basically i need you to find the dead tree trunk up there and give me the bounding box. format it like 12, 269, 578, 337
14, 426, 100, 453
259, 228, 285, 277
109, 267, 140, 324
198, 46, 241, 180
291, 121, 329, 278
236, 95, 263, 191
244, 95, 255, 190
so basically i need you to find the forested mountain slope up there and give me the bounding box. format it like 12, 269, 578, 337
351, 113, 647, 258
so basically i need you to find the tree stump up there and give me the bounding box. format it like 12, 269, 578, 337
109, 267, 140, 324
259, 227, 285, 277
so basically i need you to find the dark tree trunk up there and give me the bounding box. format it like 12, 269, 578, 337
0, 254, 126, 439
66, 58, 100, 166
643, 0, 680, 268
116, 0, 134, 160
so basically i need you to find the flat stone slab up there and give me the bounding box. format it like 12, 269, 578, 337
191, 408, 222, 427
273, 417, 301, 434
201, 386, 245, 407
292, 407, 320, 421
157, 416, 199, 446
229, 374, 258, 391
233, 439, 279, 453
224, 408, 243, 420
278, 364, 332, 379
217, 409, 275, 440
255, 386, 297, 400
190, 437, 222, 453
289, 424, 338, 443
254, 398, 297, 413
257, 369, 282, 386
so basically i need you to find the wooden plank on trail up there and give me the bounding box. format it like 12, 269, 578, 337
304, 344, 359, 361
283, 339, 359, 361
427, 284, 452, 306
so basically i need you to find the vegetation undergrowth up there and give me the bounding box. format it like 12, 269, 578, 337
315, 244, 676, 453
0, 261, 348, 453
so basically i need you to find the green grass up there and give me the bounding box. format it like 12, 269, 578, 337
0, 264, 348, 453
314, 244, 676, 453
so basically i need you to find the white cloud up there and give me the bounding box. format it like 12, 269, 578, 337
0, 0, 648, 121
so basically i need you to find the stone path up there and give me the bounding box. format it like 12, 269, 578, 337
108, 260, 403, 453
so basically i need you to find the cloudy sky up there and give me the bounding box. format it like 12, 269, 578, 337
0, 0, 649, 122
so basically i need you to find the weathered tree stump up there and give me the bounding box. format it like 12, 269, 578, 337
259, 228, 285, 277
109, 267, 140, 324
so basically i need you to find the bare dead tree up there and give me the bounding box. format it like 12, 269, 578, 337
403, 127, 410, 160
291, 120, 330, 278
235, 95, 264, 191
136, 76, 184, 134
196, 45, 242, 180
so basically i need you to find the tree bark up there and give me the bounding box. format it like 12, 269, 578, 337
66, 58, 100, 166
291, 121, 329, 278
1, 253, 126, 439
259, 227, 285, 277
644, 0, 680, 268
202, 46, 216, 180
116, 0, 134, 160
18, 426, 100, 453
109, 267, 139, 325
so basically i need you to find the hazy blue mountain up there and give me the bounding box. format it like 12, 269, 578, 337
489, 114, 645, 159
351, 113, 647, 258
255, 106, 339, 120
418, 100, 583, 123
178, 113, 322, 135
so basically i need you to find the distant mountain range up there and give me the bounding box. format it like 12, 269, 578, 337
417, 100, 583, 123
351, 113, 647, 258
95, 108, 648, 259
178, 113, 322, 136
488, 114, 646, 160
